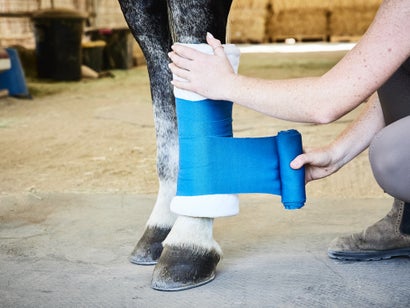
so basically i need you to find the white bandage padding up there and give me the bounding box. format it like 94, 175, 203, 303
170, 194, 239, 218
173, 43, 240, 102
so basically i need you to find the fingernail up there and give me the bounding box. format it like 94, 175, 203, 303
206, 32, 214, 38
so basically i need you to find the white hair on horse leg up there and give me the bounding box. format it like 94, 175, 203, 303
163, 215, 222, 255
146, 180, 178, 228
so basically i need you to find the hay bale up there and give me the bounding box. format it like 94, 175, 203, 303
0, 17, 35, 48
93, 0, 127, 28
270, 0, 330, 13
329, 0, 382, 39
231, 0, 268, 10
330, 0, 382, 9
228, 8, 267, 43
267, 8, 328, 42
329, 6, 379, 37
228, 0, 269, 43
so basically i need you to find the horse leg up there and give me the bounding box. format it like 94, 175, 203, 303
118, 0, 178, 265
151, 0, 233, 291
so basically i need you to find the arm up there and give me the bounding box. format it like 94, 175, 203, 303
290, 93, 385, 182
169, 0, 410, 123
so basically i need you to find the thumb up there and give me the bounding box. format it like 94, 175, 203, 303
290, 154, 307, 170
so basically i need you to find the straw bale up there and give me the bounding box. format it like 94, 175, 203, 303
0, 0, 39, 11
229, 0, 269, 42
231, 0, 269, 10
330, 0, 382, 9
93, 0, 127, 29
228, 8, 267, 43
267, 8, 328, 42
269, 0, 330, 13
330, 6, 379, 37
0, 17, 35, 48
36, 0, 87, 10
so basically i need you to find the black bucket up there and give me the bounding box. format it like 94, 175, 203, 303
87, 28, 134, 70
32, 9, 87, 81
82, 40, 106, 73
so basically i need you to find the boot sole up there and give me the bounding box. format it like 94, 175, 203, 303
328, 248, 410, 261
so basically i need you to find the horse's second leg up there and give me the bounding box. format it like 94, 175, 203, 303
151, 0, 233, 290
118, 0, 178, 265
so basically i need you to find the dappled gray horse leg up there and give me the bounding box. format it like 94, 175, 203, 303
119, 0, 233, 290
119, 0, 178, 265
150, 0, 233, 291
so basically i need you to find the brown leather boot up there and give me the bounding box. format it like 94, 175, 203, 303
328, 199, 410, 261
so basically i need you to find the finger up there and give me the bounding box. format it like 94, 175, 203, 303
212, 44, 225, 57
171, 79, 192, 92
206, 32, 221, 47
171, 43, 203, 61
168, 51, 192, 71
206, 32, 225, 56
168, 63, 190, 81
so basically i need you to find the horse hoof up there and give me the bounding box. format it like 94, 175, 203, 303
129, 226, 171, 265
151, 245, 221, 291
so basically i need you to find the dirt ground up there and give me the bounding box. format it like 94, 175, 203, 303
0, 46, 386, 200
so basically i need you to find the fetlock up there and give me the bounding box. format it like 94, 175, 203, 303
328, 199, 410, 261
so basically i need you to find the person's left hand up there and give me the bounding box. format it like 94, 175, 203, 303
168, 33, 236, 100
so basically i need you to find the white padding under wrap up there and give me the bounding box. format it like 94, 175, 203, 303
171, 43, 241, 218
171, 194, 240, 218
173, 43, 240, 102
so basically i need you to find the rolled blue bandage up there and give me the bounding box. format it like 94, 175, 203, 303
176, 98, 306, 210
170, 43, 306, 217
276, 129, 305, 209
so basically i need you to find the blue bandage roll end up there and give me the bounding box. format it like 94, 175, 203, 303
276, 129, 306, 210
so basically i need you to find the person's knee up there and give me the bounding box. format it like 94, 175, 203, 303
369, 126, 409, 201
370, 130, 399, 188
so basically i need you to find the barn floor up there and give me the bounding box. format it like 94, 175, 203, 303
1, 43, 409, 307
2, 193, 409, 307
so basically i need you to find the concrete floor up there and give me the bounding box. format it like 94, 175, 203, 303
1, 192, 409, 307
1, 44, 409, 307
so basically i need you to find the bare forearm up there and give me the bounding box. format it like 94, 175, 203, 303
329, 93, 385, 168
170, 0, 410, 125
224, 0, 410, 124
290, 93, 385, 182
224, 74, 363, 124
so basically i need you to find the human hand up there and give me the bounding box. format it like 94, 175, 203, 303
290, 145, 343, 183
168, 32, 236, 100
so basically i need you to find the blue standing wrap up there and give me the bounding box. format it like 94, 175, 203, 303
176, 98, 306, 210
